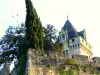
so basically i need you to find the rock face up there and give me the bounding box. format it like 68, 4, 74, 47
27, 49, 65, 65
72, 55, 89, 65
92, 57, 100, 67
25, 49, 100, 75
9, 48, 100, 75
25, 49, 65, 75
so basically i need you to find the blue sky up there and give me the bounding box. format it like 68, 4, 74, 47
0, 0, 100, 57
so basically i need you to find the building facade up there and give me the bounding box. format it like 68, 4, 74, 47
58, 17, 93, 60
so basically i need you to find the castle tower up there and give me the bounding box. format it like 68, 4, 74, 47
58, 17, 93, 60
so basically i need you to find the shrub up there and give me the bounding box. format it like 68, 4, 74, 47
83, 66, 89, 73
98, 72, 100, 75
59, 64, 76, 75
91, 70, 97, 75
59, 64, 66, 75
64, 58, 77, 65
16, 55, 27, 75
76, 64, 82, 71
71, 64, 81, 70
71, 65, 77, 70
67, 69, 75, 75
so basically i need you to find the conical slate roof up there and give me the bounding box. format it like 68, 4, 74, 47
62, 20, 78, 38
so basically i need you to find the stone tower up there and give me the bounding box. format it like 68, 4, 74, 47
58, 17, 93, 60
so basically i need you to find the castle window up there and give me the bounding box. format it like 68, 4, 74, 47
72, 39, 74, 42
78, 43, 79, 47
75, 44, 77, 48
62, 34, 65, 40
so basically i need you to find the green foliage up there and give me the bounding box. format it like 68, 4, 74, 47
43, 24, 58, 52
0, 25, 25, 51
64, 58, 77, 65
66, 69, 75, 75
43, 24, 57, 42
83, 65, 89, 73
75, 64, 82, 71
16, 55, 27, 75
59, 64, 66, 75
70, 64, 81, 75
53, 42, 63, 51
59, 64, 75, 75
0, 50, 17, 64
0, 24, 25, 64
98, 72, 100, 75
43, 40, 63, 52
43, 39, 54, 52
91, 70, 97, 75
25, 0, 44, 53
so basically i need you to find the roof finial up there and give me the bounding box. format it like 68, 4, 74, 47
67, 14, 68, 20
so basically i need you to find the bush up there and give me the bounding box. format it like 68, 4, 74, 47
16, 55, 27, 75
71, 64, 81, 70
66, 69, 75, 75
59, 64, 76, 75
83, 66, 89, 73
91, 70, 97, 75
98, 72, 100, 75
59, 64, 66, 75
64, 58, 77, 65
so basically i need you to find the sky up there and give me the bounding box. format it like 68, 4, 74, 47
0, 0, 100, 57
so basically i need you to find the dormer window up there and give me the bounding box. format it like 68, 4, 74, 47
62, 34, 65, 40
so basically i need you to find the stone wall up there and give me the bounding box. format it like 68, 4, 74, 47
25, 48, 65, 75
25, 49, 100, 75
72, 54, 89, 65
26, 65, 60, 75
25, 49, 59, 75
28, 49, 65, 65
92, 57, 100, 67
10, 48, 100, 75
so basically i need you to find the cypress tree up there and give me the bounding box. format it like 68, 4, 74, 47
25, 0, 44, 53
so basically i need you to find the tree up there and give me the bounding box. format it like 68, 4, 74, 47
44, 24, 57, 42
25, 0, 44, 53
43, 24, 58, 52
53, 42, 63, 51
0, 24, 25, 64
